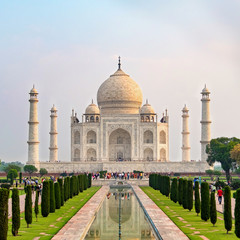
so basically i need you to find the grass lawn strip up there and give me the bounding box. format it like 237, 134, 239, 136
141, 187, 238, 240
7, 186, 100, 240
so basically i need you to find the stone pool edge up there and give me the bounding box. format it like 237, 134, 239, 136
52, 185, 109, 240
132, 185, 189, 240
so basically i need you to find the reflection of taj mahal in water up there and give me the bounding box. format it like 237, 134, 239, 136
27, 58, 210, 173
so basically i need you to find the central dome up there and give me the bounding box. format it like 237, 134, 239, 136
97, 67, 143, 114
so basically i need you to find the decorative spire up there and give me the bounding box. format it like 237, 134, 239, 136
118, 56, 121, 70
92, 99, 93, 104
146, 99, 148, 104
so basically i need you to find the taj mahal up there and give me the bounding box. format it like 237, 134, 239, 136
26, 58, 210, 173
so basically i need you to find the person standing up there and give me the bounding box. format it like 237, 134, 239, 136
217, 187, 223, 204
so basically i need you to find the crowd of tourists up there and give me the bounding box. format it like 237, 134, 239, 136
92, 171, 144, 180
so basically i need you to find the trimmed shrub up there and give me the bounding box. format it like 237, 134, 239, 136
19, 172, 22, 184
34, 190, 39, 221
210, 192, 217, 226
12, 188, 20, 236
165, 176, 170, 197
25, 185, 32, 228
79, 175, 83, 192
182, 179, 188, 209
57, 178, 64, 206
201, 182, 210, 221
235, 188, 240, 237
64, 177, 68, 201
1, 184, 11, 189
224, 186, 232, 233
84, 174, 88, 190
49, 180, 55, 213
41, 181, 50, 217
8, 169, 18, 186
187, 180, 193, 211
170, 178, 178, 203
0, 188, 9, 240
88, 173, 92, 188
231, 180, 240, 190
194, 181, 200, 216
67, 177, 70, 199
54, 182, 61, 209
178, 178, 183, 205
70, 177, 73, 198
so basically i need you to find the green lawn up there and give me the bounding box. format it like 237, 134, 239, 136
141, 186, 238, 240
7, 186, 100, 240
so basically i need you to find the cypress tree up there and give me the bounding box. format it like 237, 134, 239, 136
201, 182, 210, 221
64, 177, 68, 201
224, 186, 232, 234
12, 188, 20, 236
19, 172, 22, 184
88, 173, 92, 188
187, 180, 193, 211
210, 192, 217, 226
49, 180, 55, 213
84, 174, 88, 190
166, 176, 170, 197
79, 175, 84, 192
178, 178, 183, 205
171, 178, 178, 203
149, 174, 152, 187
194, 181, 200, 216
0, 188, 9, 240
34, 190, 39, 221
25, 185, 32, 228
58, 178, 64, 206
235, 188, 240, 237
76, 176, 79, 195
70, 177, 73, 198
67, 177, 70, 199
54, 182, 61, 209
182, 179, 188, 209
41, 181, 50, 217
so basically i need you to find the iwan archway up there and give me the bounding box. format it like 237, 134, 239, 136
109, 128, 131, 161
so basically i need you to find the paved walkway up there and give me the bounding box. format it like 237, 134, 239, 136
52, 186, 109, 240
215, 195, 235, 218
8, 191, 41, 218
132, 185, 189, 240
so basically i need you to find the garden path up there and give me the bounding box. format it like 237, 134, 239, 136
215, 195, 235, 218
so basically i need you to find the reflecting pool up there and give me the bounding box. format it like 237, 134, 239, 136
85, 188, 156, 240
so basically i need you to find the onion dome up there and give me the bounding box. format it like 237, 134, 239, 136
30, 85, 38, 94
201, 84, 210, 94
51, 105, 57, 111
85, 101, 100, 115
140, 100, 155, 114
97, 58, 143, 114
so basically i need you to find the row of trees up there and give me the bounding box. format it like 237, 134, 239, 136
149, 174, 240, 236
0, 173, 91, 240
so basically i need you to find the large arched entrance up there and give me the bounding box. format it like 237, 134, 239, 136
109, 128, 131, 161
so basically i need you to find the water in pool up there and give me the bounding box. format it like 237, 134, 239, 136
85, 188, 156, 240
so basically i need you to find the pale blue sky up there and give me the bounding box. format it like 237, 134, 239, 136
0, 0, 240, 163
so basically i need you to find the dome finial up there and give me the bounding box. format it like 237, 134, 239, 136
118, 56, 121, 70
146, 99, 148, 104
92, 99, 93, 104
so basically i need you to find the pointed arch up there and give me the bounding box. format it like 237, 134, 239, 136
74, 148, 80, 161
160, 148, 166, 161
74, 131, 80, 144
144, 130, 153, 143
87, 130, 96, 143
160, 130, 166, 144
87, 148, 96, 161
144, 148, 153, 161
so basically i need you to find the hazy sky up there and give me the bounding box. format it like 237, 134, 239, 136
0, 0, 240, 163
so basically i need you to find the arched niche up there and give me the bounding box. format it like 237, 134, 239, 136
144, 130, 153, 143
74, 131, 80, 144
160, 148, 166, 161
144, 148, 153, 161
87, 130, 97, 143
160, 130, 166, 144
74, 148, 80, 161
87, 148, 96, 161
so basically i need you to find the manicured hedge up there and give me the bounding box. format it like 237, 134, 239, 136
187, 180, 193, 211
194, 181, 200, 216
210, 192, 217, 226
49, 180, 56, 213
25, 185, 32, 228
57, 178, 64, 206
41, 181, 50, 217
182, 179, 188, 209
224, 186, 232, 233
54, 182, 61, 209
178, 178, 183, 206
201, 182, 210, 221
170, 178, 178, 203
12, 188, 20, 236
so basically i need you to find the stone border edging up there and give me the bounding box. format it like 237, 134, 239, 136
132, 185, 189, 240
52, 186, 109, 240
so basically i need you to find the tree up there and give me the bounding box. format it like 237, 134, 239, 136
12, 189, 20, 236
57, 178, 64, 206
24, 165, 38, 176
64, 177, 68, 201
224, 186, 232, 233
178, 178, 183, 206
210, 192, 217, 226
206, 137, 240, 181
235, 188, 240, 237
187, 180, 193, 211
88, 173, 92, 188
54, 182, 61, 209
84, 174, 88, 190
41, 181, 50, 217
0, 188, 9, 240
49, 180, 55, 213
79, 175, 84, 192
39, 168, 48, 177
194, 181, 200, 216
19, 172, 22, 184
8, 169, 18, 185
165, 176, 170, 197
231, 144, 240, 166
170, 178, 178, 203
25, 185, 32, 228
182, 179, 188, 209
70, 177, 73, 198
3, 164, 21, 174
34, 190, 39, 221
201, 182, 210, 221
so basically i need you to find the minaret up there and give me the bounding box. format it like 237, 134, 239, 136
200, 85, 211, 161
49, 105, 58, 162
181, 105, 190, 162
27, 85, 40, 166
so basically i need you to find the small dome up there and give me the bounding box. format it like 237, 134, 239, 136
182, 104, 188, 112
30, 85, 38, 94
140, 101, 155, 114
51, 105, 57, 111
85, 103, 100, 115
201, 84, 210, 94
